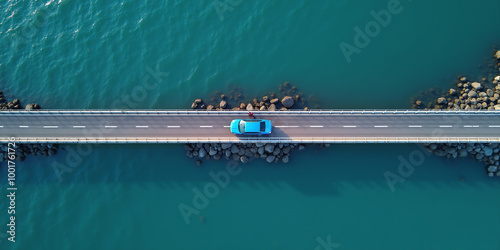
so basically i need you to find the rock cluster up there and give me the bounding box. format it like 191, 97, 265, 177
0, 90, 54, 162
413, 51, 500, 177
190, 82, 309, 111
185, 142, 328, 164
0, 143, 59, 162
0, 90, 41, 110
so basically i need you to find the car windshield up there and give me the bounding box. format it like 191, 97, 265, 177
238, 120, 245, 132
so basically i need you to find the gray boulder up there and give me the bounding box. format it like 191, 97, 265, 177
266, 155, 275, 163
219, 100, 227, 109
265, 144, 275, 153
487, 89, 494, 97
281, 96, 294, 108
471, 82, 482, 90
221, 143, 232, 150
448, 89, 457, 95
468, 90, 477, 98
268, 104, 276, 111
483, 146, 493, 157
231, 144, 239, 154
209, 147, 218, 156
240, 156, 249, 163
270, 98, 279, 104
282, 155, 289, 163
246, 103, 254, 110
199, 148, 207, 158
437, 97, 447, 105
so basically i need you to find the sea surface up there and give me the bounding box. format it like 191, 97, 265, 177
1, 0, 500, 249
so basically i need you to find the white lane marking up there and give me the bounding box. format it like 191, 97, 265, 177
374, 125, 388, 128
276, 126, 299, 128
136, 126, 149, 128
489, 125, 500, 128
439, 125, 452, 128
223, 126, 230, 128
343, 125, 356, 128
409, 125, 422, 128
43, 126, 58, 128
200, 126, 213, 128
168, 126, 180, 128
105, 126, 117, 128
464, 125, 479, 128
0, 126, 3, 128
310, 125, 324, 128
73, 126, 86, 128
19, 126, 29, 128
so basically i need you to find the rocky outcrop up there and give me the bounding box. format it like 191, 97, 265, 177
411, 50, 500, 177
281, 96, 294, 108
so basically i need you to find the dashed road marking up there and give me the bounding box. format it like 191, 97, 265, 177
0, 126, 3, 128
43, 126, 58, 128
19, 126, 29, 128
223, 126, 230, 128
105, 126, 117, 128
464, 125, 480, 128
343, 125, 356, 128
374, 125, 388, 128
409, 125, 422, 128
168, 126, 180, 128
439, 125, 452, 128
73, 126, 85, 128
310, 125, 324, 128
200, 126, 213, 128
276, 126, 299, 128
136, 126, 149, 128
489, 125, 500, 128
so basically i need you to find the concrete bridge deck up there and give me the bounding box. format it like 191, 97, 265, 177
1, 109, 500, 143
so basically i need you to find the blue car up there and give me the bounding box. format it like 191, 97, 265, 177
230, 119, 272, 135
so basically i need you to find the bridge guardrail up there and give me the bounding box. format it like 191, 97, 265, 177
1, 137, 499, 144
1, 109, 500, 115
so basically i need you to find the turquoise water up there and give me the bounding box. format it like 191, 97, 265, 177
1, 0, 500, 249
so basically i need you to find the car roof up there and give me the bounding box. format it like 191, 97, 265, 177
244, 120, 262, 132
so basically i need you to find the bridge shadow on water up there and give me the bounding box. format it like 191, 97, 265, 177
4, 142, 500, 196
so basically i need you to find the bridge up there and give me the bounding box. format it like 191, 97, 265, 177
1, 109, 500, 143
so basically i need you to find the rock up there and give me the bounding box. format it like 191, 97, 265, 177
12, 99, 20, 105
448, 89, 457, 95
468, 90, 477, 98
240, 103, 246, 109
225, 149, 231, 158
298, 145, 305, 151
495, 51, 500, 60
255, 142, 266, 147
230, 144, 239, 154
488, 165, 498, 173
282, 155, 289, 163
494, 104, 500, 111
194, 99, 203, 104
483, 146, 493, 156
458, 149, 467, 157
475, 153, 484, 160
265, 144, 274, 153
260, 106, 266, 110
273, 148, 281, 156
262, 96, 269, 102
437, 97, 447, 105
268, 104, 276, 111
219, 100, 227, 109
220, 94, 226, 99
270, 98, 279, 104
246, 103, 254, 110
221, 143, 232, 150
460, 77, 468, 82
199, 148, 207, 158
257, 147, 265, 155
471, 82, 482, 90
25, 104, 34, 110
281, 96, 294, 108
191, 102, 198, 109
266, 155, 275, 163
487, 89, 494, 97
206, 105, 215, 111
240, 156, 249, 163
